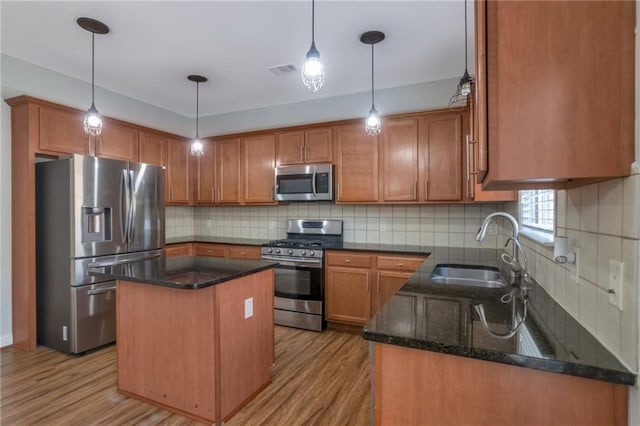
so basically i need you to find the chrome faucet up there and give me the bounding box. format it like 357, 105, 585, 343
476, 212, 523, 280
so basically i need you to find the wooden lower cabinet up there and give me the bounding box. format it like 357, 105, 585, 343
176, 242, 261, 260
374, 343, 628, 425
325, 251, 426, 331
164, 243, 193, 257
227, 245, 261, 260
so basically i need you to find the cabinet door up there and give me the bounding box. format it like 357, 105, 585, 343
381, 118, 418, 202
97, 119, 139, 161
39, 104, 90, 155
304, 127, 332, 163
165, 243, 193, 257
195, 139, 216, 204
193, 243, 226, 257
139, 131, 167, 167
227, 246, 261, 260
373, 271, 412, 315
166, 139, 192, 205
242, 134, 276, 204
276, 130, 305, 165
419, 113, 462, 201
334, 124, 379, 203
474, 0, 488, 182
217, 138, 241, 204
325, 266, 371, 325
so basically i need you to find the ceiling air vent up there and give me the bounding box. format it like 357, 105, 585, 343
268, 64, 297, 76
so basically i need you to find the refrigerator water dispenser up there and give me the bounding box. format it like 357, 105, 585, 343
82, 207, 111, 242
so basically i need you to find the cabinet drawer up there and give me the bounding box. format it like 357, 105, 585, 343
194, 243, 226, 257
376, 255, 425, 272
227, 246, 261, 260
165, 244, 192, 257
326, 252, 372, 268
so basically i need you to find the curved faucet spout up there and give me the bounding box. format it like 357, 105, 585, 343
475, 212, 519, 242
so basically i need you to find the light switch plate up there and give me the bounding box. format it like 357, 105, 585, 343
608, 260, 624, 310
244, 297, 254, 319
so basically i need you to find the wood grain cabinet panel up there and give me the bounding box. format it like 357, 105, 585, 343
139, 130, 167, 167
326, 266, 371, 325
97, 119, 139, 162
326, 252, 373, 268
381, 118, 419, 202
477, 0, 635, 189
217, 138, 242, 204
195, 139, 217, 204
277, 127, 332, 166
227, 245, 261, 260
165, 243, 193, 257
419, 113, 463, 201
39, 104, 90, 155
193, 243, 226, 257
166, 138, 192, 205
334, 124, 379, 203
242, 133, 276, 204
276, 130, 305, 165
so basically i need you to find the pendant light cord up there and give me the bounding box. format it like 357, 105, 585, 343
91, 32, 95, 106
371, 43, 375, 108
311, 0, 315, 43
464, 0, 468, 71
195, 82, 200, 138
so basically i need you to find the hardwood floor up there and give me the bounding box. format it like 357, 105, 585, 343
1, 326, 370, 425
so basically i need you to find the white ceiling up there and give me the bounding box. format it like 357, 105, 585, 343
1, 1, 474, 118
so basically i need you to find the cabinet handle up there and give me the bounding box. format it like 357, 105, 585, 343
337, 183, 341, 199
170, 187, 173, 201
212, 188, 215, 203
413, 182, 417, 200
301, 144, 305, 162
218, 188, 221, 203
465, 135, 471, 197
377, 272, 380, 294
463, 310, 469, 337
397, 263, 404, 267
424, 180, 429, 200
272, 186, 275, 201
344, 259, 351, 263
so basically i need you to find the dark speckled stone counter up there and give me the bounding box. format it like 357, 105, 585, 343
166, 236, 269, 246
363, 247, 636, 386
331, 242, 431, 256
90, 256, 277, 289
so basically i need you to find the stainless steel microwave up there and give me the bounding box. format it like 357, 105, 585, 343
274, 164, 333, 201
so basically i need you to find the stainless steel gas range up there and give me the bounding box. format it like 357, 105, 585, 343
261, 219, 343, 332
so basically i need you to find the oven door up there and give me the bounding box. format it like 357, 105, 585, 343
270, 259, 323, 301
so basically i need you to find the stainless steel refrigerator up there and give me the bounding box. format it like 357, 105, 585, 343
36, 154, 165, 354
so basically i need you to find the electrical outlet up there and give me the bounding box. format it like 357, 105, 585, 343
570, 248, 580, 283
207, 219, 212, 228
380, 220, 388, 232
489, 223, 498, 236
608, 260, 624, 310
268, 221, 276, 230
244, 297, 254, 319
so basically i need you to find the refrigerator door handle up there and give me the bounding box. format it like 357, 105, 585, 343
120, 170, 130, 244
128, 170, 136, 244
87, 286, 117, 295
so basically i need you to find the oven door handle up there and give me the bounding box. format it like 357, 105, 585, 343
261, 256, 322, 268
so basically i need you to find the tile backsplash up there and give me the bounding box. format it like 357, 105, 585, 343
510, 175, 640, 372
167, 203, 513, 249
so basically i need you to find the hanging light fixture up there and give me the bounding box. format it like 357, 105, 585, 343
449, 0, 473, 107
188, 74, 207, 157
361, 31, 385, 136
77, 17, 109, 136
301, 0, 325, 92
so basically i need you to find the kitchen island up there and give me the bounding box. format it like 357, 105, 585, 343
363, 247, 635, 425
91, 255, 277, 424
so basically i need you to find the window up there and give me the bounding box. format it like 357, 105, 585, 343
519, 190, 554, 232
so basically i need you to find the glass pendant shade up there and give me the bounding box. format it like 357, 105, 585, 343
365, 106, 381, 136
449, 0, 473, 108
83, 103, 103, 136
190, 138, 204, 157
302, 44, 325, 92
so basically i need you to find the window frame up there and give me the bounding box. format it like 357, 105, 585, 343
519, 189, 555, 237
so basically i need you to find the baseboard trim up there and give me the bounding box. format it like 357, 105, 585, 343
1, 333, 13, 347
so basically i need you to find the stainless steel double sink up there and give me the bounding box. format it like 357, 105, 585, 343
430, 264, 506, 289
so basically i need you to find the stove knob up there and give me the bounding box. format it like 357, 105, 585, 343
267, 248, 273, 253
309, 251, 315, 256
275, 249, 281, 254
301, 250, 307, 256
288, 249, 293, 255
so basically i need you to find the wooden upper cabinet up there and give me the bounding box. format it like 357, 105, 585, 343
39, 104, 90, 155
477, 0, 635, 189
334, 124, 379, 203
276, 127, 332, 166
242, 133, 276, 204
381, 118, 419, 202
195, 139, 217, 204
166, 138, 192, 205
139, 130, 167, 167
97, 118, 139, 162
419, 113, 463, 202
217, 138, 241, 204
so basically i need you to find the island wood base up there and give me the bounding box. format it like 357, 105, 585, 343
116, 270, 274, 424
374, 343, 628, 425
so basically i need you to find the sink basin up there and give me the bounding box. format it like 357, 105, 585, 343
430, 264, 506, 288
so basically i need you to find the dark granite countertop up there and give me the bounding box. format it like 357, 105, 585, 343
329, 242, 431, 256
90, 256, 277, 290
166, 236, 269, 246
363, 247, 636, 386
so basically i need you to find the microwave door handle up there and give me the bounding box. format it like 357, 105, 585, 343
312, 169, 317, 197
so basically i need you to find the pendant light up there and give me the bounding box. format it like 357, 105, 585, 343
361, 31, 385, 136
78, 17, 109, 136
301, 0, 325, 92
449, 0, 473, 107
188, 74, 207, 157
